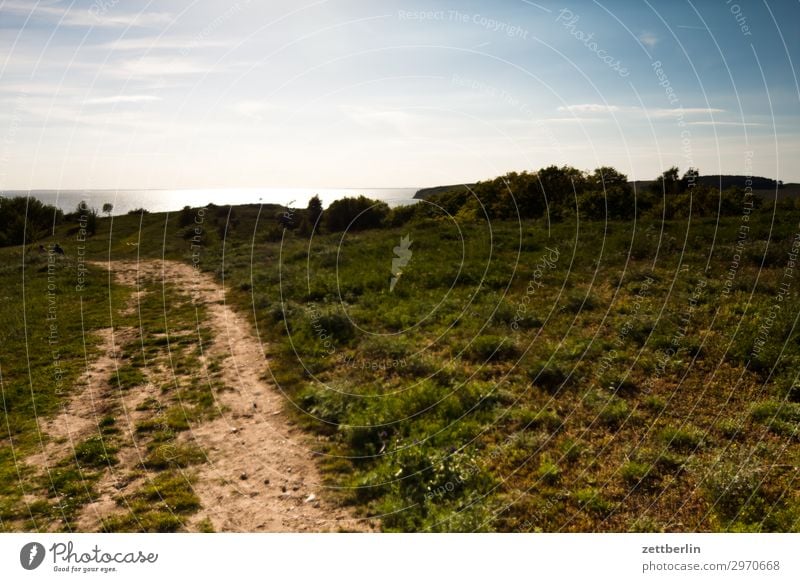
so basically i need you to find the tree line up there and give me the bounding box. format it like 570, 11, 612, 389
289, 166, 765, 235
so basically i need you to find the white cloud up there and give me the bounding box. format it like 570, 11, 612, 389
92, 37, 235, 51
557, 104, 620, 114
540, 117, 609, 124
232, 100, 277, 122
688, 121, 763, 127
0, 1, 172, 28
84, 95, 162, 105
649, 107, 725, 118
638, 31, 659, 48
556, 104, 725, 118
341, 106, 421, 134
108, 57, 210, 78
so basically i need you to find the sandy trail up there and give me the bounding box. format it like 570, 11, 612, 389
89, 259, 371, 532
28, 326, 136, 474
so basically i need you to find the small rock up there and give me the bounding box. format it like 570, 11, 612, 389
263, 478, 270, 485
281, 485, 287, 492
239, 472, 248, 480
304, 494, 316, 503
230, 427, 239, 434
292, 484, 300, 491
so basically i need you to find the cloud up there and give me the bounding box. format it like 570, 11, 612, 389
84, 95, 162, 105
92, 37, 235, 51
649, 107, 725, 118
539, 117, 610, 124
0, 1, 172, 28
557, 104, 620, 114
638, 31, 659, 48
232, 100, 277, 122
108, 57, 210, 78
340, 106, 446, 138
688, 121, 763, 127
557, 104, 725, 119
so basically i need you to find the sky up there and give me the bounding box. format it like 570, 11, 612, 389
0, 0, 798, 190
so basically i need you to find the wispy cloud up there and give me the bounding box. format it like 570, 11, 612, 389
342, 106, 419, 134
232, 100, 277, 122
688, 121, 763, 127
638, 31, 659, 48
540, 117, 610, 124
84, 95, 162, 105
91, 37, 235, 51
557, 104, 724, 118
107, 57, 210, 78
0, 1, 172, 28
558, 104, 620, 114
650, 107, 724, 117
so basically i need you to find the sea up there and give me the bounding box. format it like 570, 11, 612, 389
0, 188, 420, 216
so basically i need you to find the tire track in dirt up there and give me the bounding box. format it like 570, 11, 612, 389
91, 260, 372, 532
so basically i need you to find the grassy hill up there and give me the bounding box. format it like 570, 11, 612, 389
1, 200, 799, 532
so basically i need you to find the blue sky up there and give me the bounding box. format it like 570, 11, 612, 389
0, 0, 798, 189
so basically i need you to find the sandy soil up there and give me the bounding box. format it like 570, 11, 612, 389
28, 326, 137, 472
76, 259, 373, 532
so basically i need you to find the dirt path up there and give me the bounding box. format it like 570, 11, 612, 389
88, 259, 372, 532
28, 326, 136, 474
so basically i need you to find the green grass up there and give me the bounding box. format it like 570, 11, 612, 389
101, 471, 200, 532
2, 201, 800, 532
0, 227, 222, 530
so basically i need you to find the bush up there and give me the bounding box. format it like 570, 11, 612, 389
621, 460, 653, 486
537, 457, 561, 484
657, 426, 705, 452
324, 196, 389, 232
576, 487, 614, 515
0, 196, 64, 247
527, 361, 571, 393
464, 335, 519, 362
599, 398, 630, 428
704, 462, 763, 525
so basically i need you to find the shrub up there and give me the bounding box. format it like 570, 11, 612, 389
704, 462, 762, 525
576, 487, 614, 515
324, 196, 389, 232
464, 335, 519, 362
527, 361, 571, 393
537, 457, 561, 484
599, 398, 630, 428
621, 460, 653, 487
0, 196, 64, 246
749, 401, 800, 438
657, 426, 705, 452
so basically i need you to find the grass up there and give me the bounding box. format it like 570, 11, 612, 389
0, 227, 222, 531
2, 200, 799, 532
101, 471, 201, 532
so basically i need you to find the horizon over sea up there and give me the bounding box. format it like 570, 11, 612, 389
0, 187, 420, 216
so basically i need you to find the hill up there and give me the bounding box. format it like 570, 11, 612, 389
1, 196, 799, 532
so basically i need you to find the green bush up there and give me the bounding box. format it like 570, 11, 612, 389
657, 426, 705, 452
324, 196, 389, 232
464, 335, 519, 362
621, 460, 653, 487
